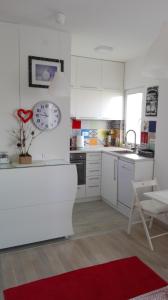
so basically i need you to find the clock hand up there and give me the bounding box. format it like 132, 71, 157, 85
38, 113, 48, 117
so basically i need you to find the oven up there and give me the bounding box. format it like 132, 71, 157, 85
70, 153, 86, 185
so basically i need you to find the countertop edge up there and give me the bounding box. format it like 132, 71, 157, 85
70, 148, 154, 162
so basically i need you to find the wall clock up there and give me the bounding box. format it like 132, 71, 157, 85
32, 101, 61, 130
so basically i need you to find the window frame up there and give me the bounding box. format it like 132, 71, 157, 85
124, 88, 145, 145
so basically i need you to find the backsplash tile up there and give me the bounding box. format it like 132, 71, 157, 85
149, 121, 156, 133
71, 119, 123, 146
141, 120, 157, 150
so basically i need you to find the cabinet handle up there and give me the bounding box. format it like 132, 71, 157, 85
80, 85, 97, 89
88, 185, 99, 188
121, 165, 129, 170
88, 162, 100, 165
88, 177, 99, 180
114, 159, 118, 181
89, 170, 100, 173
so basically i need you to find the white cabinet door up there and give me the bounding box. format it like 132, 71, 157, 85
101, 91, 124, 120
71, 88, 102, 119
71, 56, 77, 87
77, 57, 101, 88
118, 160, 134, 208
102, 61, 124, 90
101, 153, 118, 206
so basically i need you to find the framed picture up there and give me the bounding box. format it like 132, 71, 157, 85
28, 56, 64, 88
145, 86, 159, 117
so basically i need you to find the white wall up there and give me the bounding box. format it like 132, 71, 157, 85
0, 22, 71, 161
125, 56, 160, 90
125, 57, 168, 226
154, 79, 168, 189
125, 56, 168, 225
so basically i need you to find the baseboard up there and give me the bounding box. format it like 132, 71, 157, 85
75, 196, 101, 203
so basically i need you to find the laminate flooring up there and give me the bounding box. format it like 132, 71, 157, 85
0, 200, 168, 300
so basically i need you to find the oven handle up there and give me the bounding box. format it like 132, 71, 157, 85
71, 162, 86, 165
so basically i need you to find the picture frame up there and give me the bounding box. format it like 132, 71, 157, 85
28, 56, 64, 88
145, 86, 159, 117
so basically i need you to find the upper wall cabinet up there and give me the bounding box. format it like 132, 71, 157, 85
71, 88, 102, 119
71, 56, 124, 91
70, 56, 125, 120
77, 57, 101, 88
102, 61, 124, 90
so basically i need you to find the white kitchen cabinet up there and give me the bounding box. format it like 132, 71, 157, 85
117, 158, 154, 217
100, 91, 124, 120
70, 56, 124, 120
101, 153, 118, 206
86, 152, 102, 198
76, 57, 101, 89
71, 88, 102, 119
71, 88, 123, 120
75, 152, 102, 202
102, 60, 124, 90
0, 164, 77, 249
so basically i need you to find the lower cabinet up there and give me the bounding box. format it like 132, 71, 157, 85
101, 152, 154, 219
117, 158, 154, 217
101, 153, 118, 206
76, 152, 102, 202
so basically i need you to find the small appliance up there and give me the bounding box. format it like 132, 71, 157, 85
76, 136, 84, 149
138, 149, 154, 158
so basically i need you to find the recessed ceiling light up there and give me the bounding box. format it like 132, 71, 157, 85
94, 45, 114, 53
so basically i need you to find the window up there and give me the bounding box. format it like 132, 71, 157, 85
125, 92, 143, 145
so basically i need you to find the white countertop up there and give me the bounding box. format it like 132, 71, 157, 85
70, 146, 124, 153
70, 146, 154, 162
0, 159, 70, 169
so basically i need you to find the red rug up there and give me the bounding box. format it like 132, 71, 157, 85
4, 256, 167, 300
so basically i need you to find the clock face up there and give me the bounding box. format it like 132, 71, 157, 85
32, 101, 61, 131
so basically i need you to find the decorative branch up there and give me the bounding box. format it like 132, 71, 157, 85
11, 119, 42, 156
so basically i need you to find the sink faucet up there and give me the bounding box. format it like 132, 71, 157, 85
125, 130, 137, 152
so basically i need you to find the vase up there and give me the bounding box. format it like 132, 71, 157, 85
19, 155, 32, 164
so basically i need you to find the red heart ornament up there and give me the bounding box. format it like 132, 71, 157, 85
17, 109, 33, 123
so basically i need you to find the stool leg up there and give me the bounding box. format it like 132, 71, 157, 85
128, 205, 135, 234
149, 216, 154, 229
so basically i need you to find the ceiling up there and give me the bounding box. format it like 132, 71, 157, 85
1, 0, 168, 61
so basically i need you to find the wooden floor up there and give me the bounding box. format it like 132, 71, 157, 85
0, 200, 168, 299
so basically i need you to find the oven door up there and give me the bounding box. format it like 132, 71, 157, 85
71, 160, 86, 185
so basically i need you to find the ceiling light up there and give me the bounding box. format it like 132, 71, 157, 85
94, 45, 113, 53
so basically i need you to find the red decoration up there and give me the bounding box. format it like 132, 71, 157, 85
141, 132, 148, 144
72, 119, 81, 129
17, 109, 33, 123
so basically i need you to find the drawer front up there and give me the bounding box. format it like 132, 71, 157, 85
87, 152, 101, 161
86, 169, 101, 177
86, 185, 101, 197
86, 176, 100, 187
86, 161, 101, 171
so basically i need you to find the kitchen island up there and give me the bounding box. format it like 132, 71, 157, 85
0, 160, 77, 249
